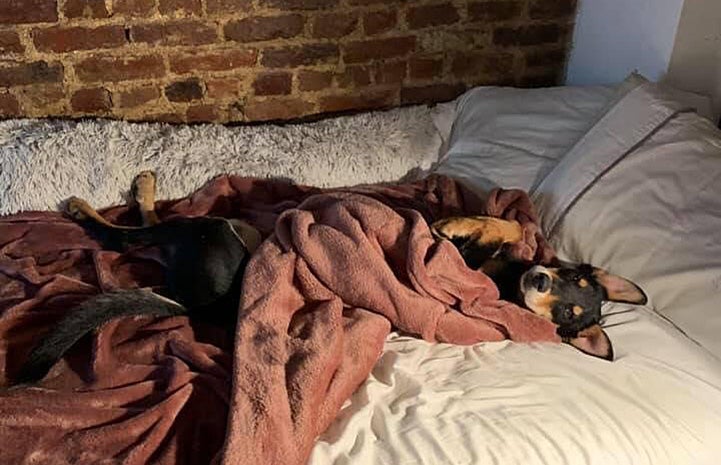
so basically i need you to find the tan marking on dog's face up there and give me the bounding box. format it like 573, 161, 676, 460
430, 216, 522, 245
573, 305, 584, 316
522, 292, 558, 319
578, 278, 589, 288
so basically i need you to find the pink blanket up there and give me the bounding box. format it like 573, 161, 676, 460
0, 175, 558, 465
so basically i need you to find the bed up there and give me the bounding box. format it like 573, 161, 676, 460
1, 74, 720, 465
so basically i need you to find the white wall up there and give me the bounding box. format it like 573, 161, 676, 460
566, 0, 686, 85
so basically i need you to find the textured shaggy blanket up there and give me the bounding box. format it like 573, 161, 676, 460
0, 175, 558, 465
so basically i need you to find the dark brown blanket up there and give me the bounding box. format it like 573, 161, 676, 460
0, 175, 558, 465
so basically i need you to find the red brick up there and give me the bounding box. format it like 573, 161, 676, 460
33, 25, 126, 53
71, 87, 112, 112
206, 78, 243, 99
206, 0, 251, 14
63, 0, 109, 19
400, 83, 465, 105
253, 72, 292, 96
0, 0, 58, 24
0, 61, 63, 86
130, 21, 217, 46
143, 112, 185, 124
159, 0, 202, 15
363, 10, 396, 35
374, 60, 407, 85
118, 86, 160, 108
493, 24, 561, 46
468, 1, 523, 22
344, 36, 415, 64
0, 31, 24, 53
312, 12, 357, 39
113, 0, 155, 16
530, 0, 577, 19
14, 84, 65, 110
451, 51, 514, 78
319, 89, 396, 113
407, 3, 459, 29
297, 70, 332, 91
525, 47, 566, 68
336, 65, 370, 88
187, 104, 220, 122
260, 0, 338, 10
243, 97, 314, 121
409, 57, 443, 80
349, 0, 386, 4
76, 56, 165, 83
165, 78, 203, 102
261, 44, 339, 68
0, 92, 20, 117
170, 49, 257, 74
225, 15, 304, 43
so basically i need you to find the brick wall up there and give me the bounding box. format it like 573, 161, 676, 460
0, 0, 576, 123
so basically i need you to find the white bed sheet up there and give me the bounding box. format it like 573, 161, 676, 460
309, 80, 721, 465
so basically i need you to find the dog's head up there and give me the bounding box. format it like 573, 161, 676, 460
519, 262, 646, 360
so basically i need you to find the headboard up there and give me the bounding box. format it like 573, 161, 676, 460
0, 0, 577, 123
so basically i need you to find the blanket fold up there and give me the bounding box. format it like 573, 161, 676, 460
0, 175, 558, 465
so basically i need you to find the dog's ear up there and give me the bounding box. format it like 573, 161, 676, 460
566, 324, 614, 361
593, 268, 647, 305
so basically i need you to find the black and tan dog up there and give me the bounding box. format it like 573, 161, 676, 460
430, 216, 647, 360
15, 171, 261, 384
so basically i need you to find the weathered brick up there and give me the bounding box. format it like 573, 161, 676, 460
71, 87, 112, 112
519, 70, 562, 88
0, 0, 58, 24
493, 24, 561, 46
409, 57, 443, 80
344, 36, 415, 64
170, 49, 257, 74
131, 21, 217, 46
0, 92, 20, 117
260, 0, 339, 10
261, 44, 339, 68
144, 112, 185, 123
530, 0, 577, 19
297, 70, 332, 91
363, 10, 396, 35
165, 78, 203, 102
0, 61, 63, 86
468, 1, 523, 22
187, 104, 220, 122
400, 83, 465, 105
319, 89, 396, 113
206, 0, 251, 14
525, 47, 566, 68
451, 51, 514, 78
313, 12, 357, 39
113, 0, 155, 16
159, 0, 202, 15
118, 86, 160, 108
253, 72, 292, 96
374, 60, 406, 85
336, 65, 371, 88
33, 25, 126, 53
243, 97, 314, 121
206, 78, 243, 99
225, 15, 304, 43
76, 56, 165, 83
63, 0, 109, 19
349, 0, 387, 4
407, 3, 459, 29
14, 84, 65, 110
0, 31, 24, 54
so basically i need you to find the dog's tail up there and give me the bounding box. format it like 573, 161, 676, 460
15, 289, 187, 385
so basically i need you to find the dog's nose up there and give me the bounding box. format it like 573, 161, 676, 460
531, 272, 551, 293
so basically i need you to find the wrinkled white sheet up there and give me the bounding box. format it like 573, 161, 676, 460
309, 80, 721, 465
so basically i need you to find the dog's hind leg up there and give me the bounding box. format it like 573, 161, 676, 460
130, 170, 159, 227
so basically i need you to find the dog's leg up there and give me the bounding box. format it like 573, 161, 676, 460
130, 170, 159, 227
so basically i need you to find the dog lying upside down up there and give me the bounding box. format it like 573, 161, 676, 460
14, 173, 646, 384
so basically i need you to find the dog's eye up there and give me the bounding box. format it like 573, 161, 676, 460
562, 305, 574, 320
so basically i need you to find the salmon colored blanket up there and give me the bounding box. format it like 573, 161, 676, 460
0, 174, 559, 465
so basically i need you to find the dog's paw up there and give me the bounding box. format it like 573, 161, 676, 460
130, 170, 157, 206
64, 196, 93, 220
